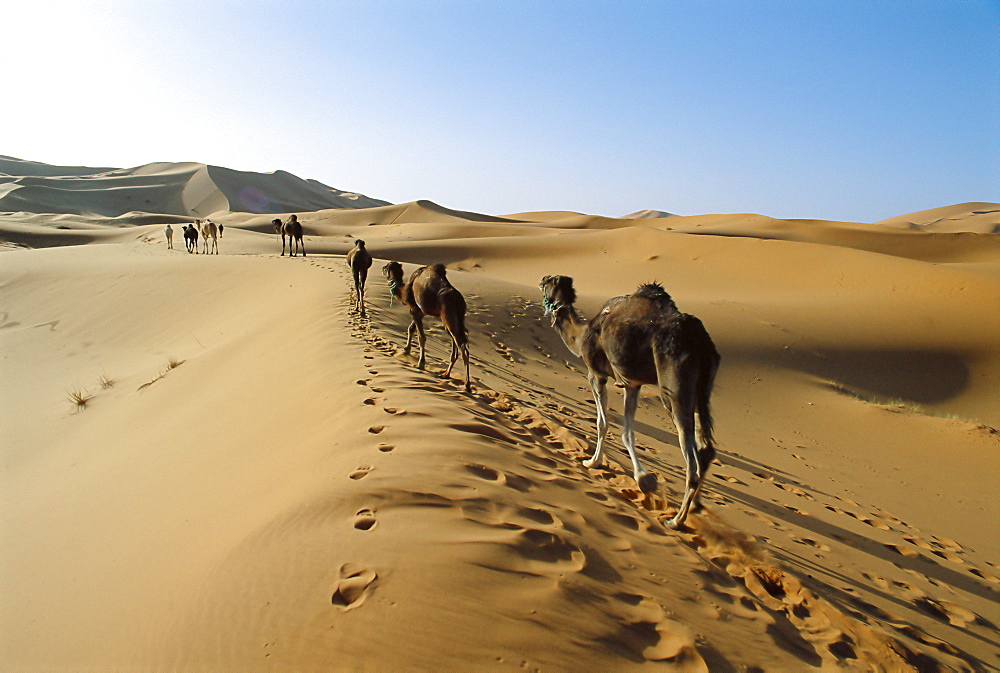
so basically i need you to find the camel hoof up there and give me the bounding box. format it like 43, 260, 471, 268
582, 457, 602, 469
637, 472, 658, 494
665, 516, 685, 530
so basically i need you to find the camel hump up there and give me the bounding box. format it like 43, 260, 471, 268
635, 282, 672, 302
431, 263, 448, 277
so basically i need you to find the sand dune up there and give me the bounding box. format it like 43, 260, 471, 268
876, 202, 1000, 234
0, 156, 389, 218
622, 209, 677, 219
1, 162, 999, 671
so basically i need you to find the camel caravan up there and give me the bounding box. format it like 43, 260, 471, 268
162, 211, 722, 528
172, 219, 219, 254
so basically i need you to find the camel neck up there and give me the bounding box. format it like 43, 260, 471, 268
388, 277, 404, 306
552, 305, 587, 357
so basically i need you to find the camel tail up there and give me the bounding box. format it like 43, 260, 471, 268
696, 356, 717, 448
655, 314, 719, 448
692, 320, 720, 452
452, 303, 469, 348
443, 287, 469, 347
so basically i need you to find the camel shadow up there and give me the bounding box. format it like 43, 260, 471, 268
740, 346, 970, 406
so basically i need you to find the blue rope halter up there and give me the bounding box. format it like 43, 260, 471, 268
388, 279, 401, 307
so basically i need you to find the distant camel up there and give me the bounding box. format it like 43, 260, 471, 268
184, 223, 199, 254
347, 239, 373, 316
165, 223, 173, 249
274, 214, 305, 257
383, 261, 471, 392
540, 275, 720, 528
200, 220, 218, 254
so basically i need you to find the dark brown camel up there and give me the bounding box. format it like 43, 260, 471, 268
347, 239, 373, 316
274, 214, 305, 257
184, 223, 199, 254
383, 261, 471, 392
540, 275, 720, 528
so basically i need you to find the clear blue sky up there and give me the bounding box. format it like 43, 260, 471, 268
4, 0, 998, 222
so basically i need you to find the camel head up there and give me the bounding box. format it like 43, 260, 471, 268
272, 218, 283, 232
355, 239, 366, 248
383, 261, 404, 304
539, 275, 576, 316
383, 261, 403, 280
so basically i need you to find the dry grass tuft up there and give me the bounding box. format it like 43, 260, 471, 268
68, 389, 94, 410
99, 374, 116, 390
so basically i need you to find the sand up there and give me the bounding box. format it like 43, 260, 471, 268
1, 160, 998, 671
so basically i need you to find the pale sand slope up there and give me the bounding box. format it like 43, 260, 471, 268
1, 202, 998, 671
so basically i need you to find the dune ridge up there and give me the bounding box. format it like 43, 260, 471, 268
1, 159, 998, 671
0, 156, 389, 218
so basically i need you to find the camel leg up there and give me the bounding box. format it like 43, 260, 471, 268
415, 318, 427, 369
583, 374, 610, 469
445, 333, 459, 378
667, 398, 701, 529
281, 234, 286, 256
299, 237, 306, 257
621, 386, 656, 493
358, 273, 367, 315
462, 343, 471, 393
404, 320, 417, 355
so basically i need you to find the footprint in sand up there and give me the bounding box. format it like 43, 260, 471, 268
793, 537, 831, 552
774, 482, 815, 501
715, 473, 746, 485
354, 508, 377, 531
624, 600, 707, 666
884, 543, 921, 559
498, 527, 586, 576
368, 425, 385, 435
931, 549, 964, 564
515, 506, 556, 527
349, 465, 373, 480
915, 597, 979, 628
969, 567, 1000, 584
377, 443, 395, 453
465, 463, 503, 482
932, 536, 963, 553
331, 563, 378, 610
363, 397, 379, 406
